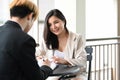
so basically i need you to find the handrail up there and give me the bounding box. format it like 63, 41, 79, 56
86, 42, 120, 47
86, 36, 120, 41
86, 36, 119, 80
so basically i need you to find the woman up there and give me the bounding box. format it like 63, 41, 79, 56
36, 9, 87, 80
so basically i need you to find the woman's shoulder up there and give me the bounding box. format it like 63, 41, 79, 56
69, 31, 83, 40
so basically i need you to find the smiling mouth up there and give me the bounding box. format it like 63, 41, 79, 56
53, 29, 59, 33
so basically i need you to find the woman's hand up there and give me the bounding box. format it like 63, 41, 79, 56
52, 56, 70, 65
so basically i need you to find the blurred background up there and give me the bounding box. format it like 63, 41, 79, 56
0, 0, 117, 43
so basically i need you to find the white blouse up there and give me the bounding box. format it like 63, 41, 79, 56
54, 50, 64, 58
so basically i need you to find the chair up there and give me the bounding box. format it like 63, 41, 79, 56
85, 46, 93, 80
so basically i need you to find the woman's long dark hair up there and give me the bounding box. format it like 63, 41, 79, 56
44, 9, 68, 49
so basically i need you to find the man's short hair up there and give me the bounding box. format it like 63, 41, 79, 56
9, 0, 39, 21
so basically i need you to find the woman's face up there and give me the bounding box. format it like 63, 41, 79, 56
48, 16, 65, 36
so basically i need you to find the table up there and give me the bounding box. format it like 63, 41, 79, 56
50, 64, 80, 79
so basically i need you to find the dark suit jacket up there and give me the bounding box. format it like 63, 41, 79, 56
0, 21, 53, 80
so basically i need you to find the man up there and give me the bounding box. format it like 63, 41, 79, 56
0, 0, 53, 80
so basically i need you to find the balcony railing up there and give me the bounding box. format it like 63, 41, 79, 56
86, 37, 120, 80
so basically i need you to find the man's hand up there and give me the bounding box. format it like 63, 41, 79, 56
37, 56, 51, 67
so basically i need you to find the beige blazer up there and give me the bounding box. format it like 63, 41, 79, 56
36, 31, 87, 79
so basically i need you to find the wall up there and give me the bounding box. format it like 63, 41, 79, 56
55, 0, 76, 33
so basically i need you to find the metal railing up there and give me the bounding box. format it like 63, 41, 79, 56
86, 37, 120, 80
